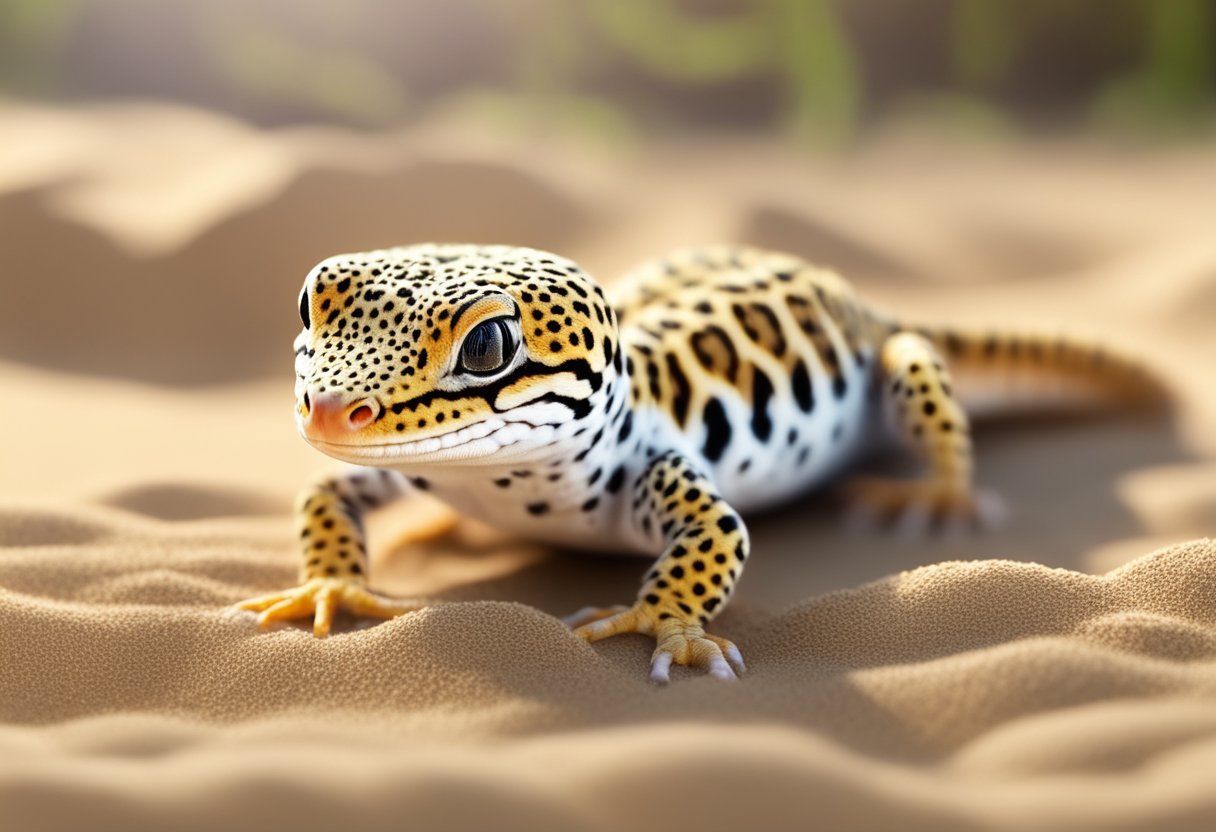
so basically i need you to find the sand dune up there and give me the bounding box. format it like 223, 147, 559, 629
2, 502, 1214, 829
1, 101, 1215, 830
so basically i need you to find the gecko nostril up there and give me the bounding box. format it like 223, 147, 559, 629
349, 404, 375, 427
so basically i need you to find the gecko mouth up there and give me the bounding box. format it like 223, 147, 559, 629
303, 417, 525, 465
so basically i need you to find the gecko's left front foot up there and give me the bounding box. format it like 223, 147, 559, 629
568, 603, 746, 684
233, 578, 426, 637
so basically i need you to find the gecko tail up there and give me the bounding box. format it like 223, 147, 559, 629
898, 325, 1172, 420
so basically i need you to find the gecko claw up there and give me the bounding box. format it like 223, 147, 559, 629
649, 651, 675, 684
721, 642, 747, 675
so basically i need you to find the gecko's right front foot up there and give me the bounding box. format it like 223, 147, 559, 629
232, 578, 426, 637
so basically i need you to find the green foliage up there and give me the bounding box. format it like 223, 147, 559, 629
585, 0, 774, 82
584, 0, 859, 146
0, 0, 1211, 141
1094, 0, 1215, 132
952, 0, 1019, 90
199, 7, 407, 125
1145, 0, 1213, 108
0, 0, 83, 93
774, 0, 859, 146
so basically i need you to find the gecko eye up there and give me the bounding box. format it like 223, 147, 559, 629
459, 318, 517, 375
299, 289, 310, 329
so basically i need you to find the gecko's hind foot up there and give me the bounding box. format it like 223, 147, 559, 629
842, 477, 1006, 536
570, 603, 745, 683
231, 578, 427, 637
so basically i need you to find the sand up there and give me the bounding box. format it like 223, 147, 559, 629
1, 100, 1215, 830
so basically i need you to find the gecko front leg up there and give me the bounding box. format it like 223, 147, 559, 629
568, 452, 748, 683
233, 468, 452, 636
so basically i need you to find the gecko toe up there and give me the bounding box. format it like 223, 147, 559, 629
649, 652, 674, 685
562, 604, 630, 629
706, 655, 738, 681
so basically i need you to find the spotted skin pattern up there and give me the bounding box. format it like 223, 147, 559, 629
234, 243, 1163, 682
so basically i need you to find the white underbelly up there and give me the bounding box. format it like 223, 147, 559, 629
396, 466, 652, 557
700, 382, 876, 515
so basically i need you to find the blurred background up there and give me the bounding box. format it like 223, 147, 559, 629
0, 0, 1211, 138
2, 0, 1214, 140
2, 0, 1214, 544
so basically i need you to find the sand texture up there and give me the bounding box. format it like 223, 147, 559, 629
2, 101, 1216, 830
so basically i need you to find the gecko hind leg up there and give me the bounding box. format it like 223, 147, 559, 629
843, 332, 1005, 535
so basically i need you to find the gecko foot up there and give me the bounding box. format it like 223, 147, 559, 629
842, 476, 1006, 536
570, 603, 745, 683
232, 578, 426, 637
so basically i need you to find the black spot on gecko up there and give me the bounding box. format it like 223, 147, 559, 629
833, 375, 847, 399
751, 367, 774, 442
701, 397, 731, 463
618, 412, 633, 442
606, 467, 626, 494
792, 360, 814, 412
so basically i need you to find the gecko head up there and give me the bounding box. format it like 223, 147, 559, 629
293, 244, 622, 468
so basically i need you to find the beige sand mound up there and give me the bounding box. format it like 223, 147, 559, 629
1, 503, 1215, 829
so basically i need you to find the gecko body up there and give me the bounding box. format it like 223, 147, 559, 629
237, 244, 1160, 682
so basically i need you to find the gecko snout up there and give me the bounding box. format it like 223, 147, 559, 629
300, 390, 382, 441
